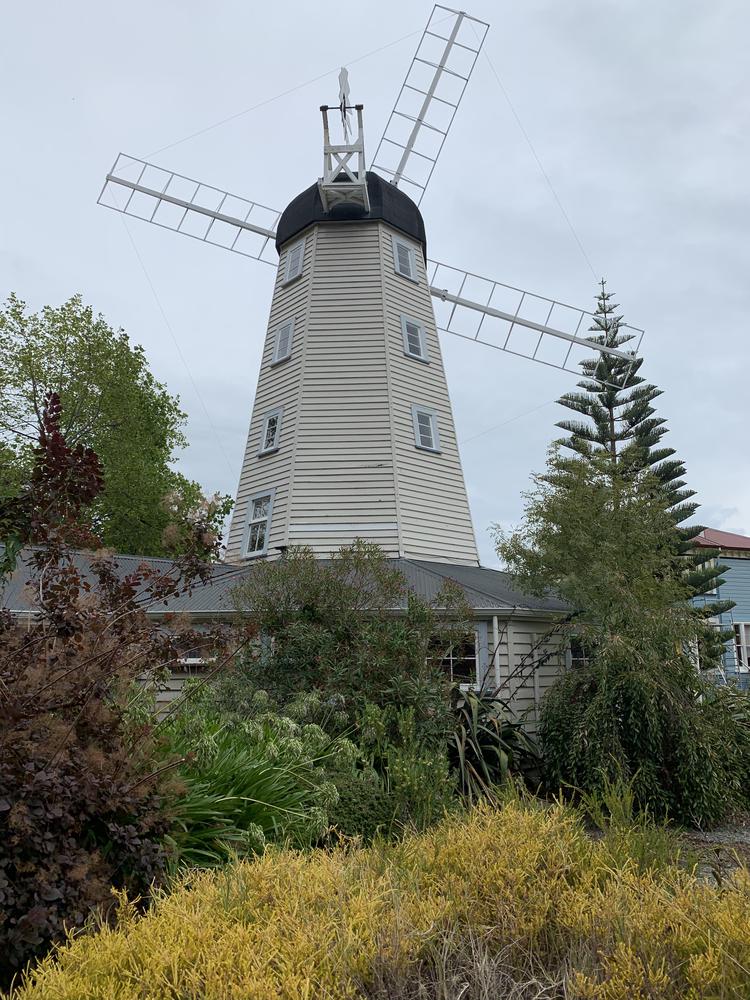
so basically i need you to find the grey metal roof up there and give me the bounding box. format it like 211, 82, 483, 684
1, 549, 568, 617
403, 559, 569, 613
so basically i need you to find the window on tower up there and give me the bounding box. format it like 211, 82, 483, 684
282, 237, 305, 284
411, 405, 441, 453
401, 315, 429, 362
258, 408, 283, 456
392, 235, 418, 282
272, 318, 294, 364
244, 489, 275, 558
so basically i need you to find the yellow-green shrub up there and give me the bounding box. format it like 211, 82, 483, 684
9, 802, 750, 1000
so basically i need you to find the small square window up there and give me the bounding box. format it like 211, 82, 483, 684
411, 405, 440, 452
401, 315, 429, 362
392, 235, 418, 281
258, 408, 283, 455
282, 238, 305, 284
244, 489, 275, 558
272, 319, 294, 364
428, 634, 478, 689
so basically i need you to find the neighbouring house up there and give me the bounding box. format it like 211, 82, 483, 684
1, 549, 568, 724
694, 528, 750, 686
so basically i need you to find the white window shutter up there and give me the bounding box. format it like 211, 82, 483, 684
411, 405, 440, 452
401, 316, 428, 360
393, 236, 416, 280
274, 319, 294, 362
284, 238, 305, 283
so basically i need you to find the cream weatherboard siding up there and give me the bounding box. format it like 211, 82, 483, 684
226, 219, 479, 565
484, 618, 566, 729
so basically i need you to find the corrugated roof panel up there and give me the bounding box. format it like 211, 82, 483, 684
1, 548, 568, 616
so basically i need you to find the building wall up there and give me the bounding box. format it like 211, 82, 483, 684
151, 613, 567, 729
226, 219, 479, 565
692, 554, 750, 678
478, 616, 566, 730
723, 558, 750, 622
716, 557, 750, 676
226, 231, 313, 560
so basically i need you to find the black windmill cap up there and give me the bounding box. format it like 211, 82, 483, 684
275, 171, 427, 259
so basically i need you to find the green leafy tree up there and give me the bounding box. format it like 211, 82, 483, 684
0, 293, 231, 556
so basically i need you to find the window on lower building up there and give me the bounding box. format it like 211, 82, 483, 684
245, 490, 275, 557
401, 315, 429, 361
393, 235, 418, 281
735, 623, 750, 671
569, 638, 592, 668
282, 238, 305, 284
411, 404, 440, 452
272, 318, 294, 364
258, 408, 283, 455
428, 635, 478, 688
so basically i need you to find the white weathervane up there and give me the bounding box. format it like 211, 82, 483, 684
338, 67, 352, 141
98, 5, 644, 567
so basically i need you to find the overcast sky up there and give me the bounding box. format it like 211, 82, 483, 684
2, 1, 748, 565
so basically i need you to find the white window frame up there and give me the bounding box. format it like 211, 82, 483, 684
282, 237, 305, 284
392, 234, 418, 282
272, 318, 294, 365
428, 632, 479, 691
242, 488, 276, 559
258, 407, 283, 456
400, 314, 429, 362
735, 623, 750, 672
411, 404, 441, 453
567, 637, 592, 669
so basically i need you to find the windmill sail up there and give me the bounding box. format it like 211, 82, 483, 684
372, 5, 489, 204
428, 260, 644, 379
98, 154, 281, 264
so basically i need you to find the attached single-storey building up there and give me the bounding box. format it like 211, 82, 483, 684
2, 549, 569, 722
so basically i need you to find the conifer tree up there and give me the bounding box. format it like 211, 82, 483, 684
556, 280, 732, 664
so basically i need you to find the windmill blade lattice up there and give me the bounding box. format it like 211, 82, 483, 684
428, 260, 644, 380
371, 5, 489, 204
98, 154, 281, 264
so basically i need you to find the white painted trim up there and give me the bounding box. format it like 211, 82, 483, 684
271, 318, 294, 365
411, 404, 441, 453
506, 621, 516, 696
392, 234, 418, 282
380, 227, 405, 559
282, 236, 305, 284
735, 623, 750, 672
241, 487, 277, 558
258, 407, 283, 456
423, 261, 481, 562
492, 614, 501, 688
282, 228, 318, 550
400, 314, 429, 362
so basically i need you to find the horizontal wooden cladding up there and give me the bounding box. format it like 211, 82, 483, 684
289, 542, 401, 560
290, 477, 396, 492
398, 529, 479, 553
231, 219, 479, 564
378, 222, 478, 564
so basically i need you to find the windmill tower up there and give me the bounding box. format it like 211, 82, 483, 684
98, 5, 644, 568
225, 92, 478, 564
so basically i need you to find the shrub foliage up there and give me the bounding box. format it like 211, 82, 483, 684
9, 799, 750, 1000
0, 393, 230, 984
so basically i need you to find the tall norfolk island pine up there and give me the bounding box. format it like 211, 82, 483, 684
556, 281, 733, 661
497, 282, 745, 825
